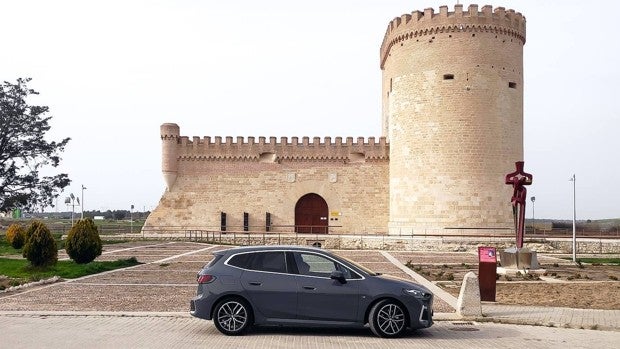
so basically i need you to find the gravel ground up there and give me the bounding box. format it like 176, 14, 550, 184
8, 242, 617, 314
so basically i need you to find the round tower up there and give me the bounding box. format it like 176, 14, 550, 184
160, 123, 180, 190
381, 4, 526, 233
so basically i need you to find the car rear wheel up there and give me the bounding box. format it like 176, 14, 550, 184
213, 298, 252, 335
368, 299, 407, 338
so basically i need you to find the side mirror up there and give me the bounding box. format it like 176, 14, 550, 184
330, 270, 347, 284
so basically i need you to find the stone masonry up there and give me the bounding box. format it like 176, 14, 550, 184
145, 4, 526, 235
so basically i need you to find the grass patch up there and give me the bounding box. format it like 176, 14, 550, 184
0, 239, 18, 255
0, 257, 141, 279
562, 258, 620, 265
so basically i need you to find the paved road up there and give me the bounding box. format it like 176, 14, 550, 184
1, 312, 619, 349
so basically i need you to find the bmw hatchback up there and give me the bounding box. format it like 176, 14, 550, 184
190, 245, 433, 337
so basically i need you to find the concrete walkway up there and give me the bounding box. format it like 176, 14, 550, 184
5, 311, 620, 349
480, 304, 620, 331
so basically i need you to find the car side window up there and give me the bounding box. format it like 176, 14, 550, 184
336, 263, 361, 280
228, 253, 252, 269
295, 252, 338, 278
248, 252, 287, 273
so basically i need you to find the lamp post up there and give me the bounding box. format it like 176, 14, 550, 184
81, 185, 87, 219
130, 204, 134, 234
569, 174, 576, 263
530, 196, 535, 234
66, 193, 80, 226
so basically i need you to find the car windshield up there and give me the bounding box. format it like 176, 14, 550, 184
336, 254, 377, 276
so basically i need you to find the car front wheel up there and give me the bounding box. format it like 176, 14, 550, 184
368, 299, 407, 338
213, 298, 252, 335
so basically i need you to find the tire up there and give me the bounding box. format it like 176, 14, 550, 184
368, 299, 407, 338
213, 298, 252, 336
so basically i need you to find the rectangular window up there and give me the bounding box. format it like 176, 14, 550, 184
509, 82, 517, 88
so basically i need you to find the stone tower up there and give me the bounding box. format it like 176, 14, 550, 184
160, 123, 180, 191
381, 4, 526, 233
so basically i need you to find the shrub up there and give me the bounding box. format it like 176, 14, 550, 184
22, 221, 58, 267
11, 229, 26, 249
65, 218, 103, 264
5, 223, 26, 249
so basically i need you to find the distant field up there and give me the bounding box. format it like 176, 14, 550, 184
1, 219, 145, 235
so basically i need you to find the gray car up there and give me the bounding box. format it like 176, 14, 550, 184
190, 245, 433, 338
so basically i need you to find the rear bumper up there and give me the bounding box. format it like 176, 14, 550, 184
190, 295, 213, 320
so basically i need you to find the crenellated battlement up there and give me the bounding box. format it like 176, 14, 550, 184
380, 4, 526, 69
161, 124, 389, 162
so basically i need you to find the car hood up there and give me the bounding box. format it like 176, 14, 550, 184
372, 273, 432, 293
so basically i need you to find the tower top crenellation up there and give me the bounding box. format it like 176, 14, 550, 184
380, 4, 526, 69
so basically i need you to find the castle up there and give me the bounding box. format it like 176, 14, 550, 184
144, 4, 526, 235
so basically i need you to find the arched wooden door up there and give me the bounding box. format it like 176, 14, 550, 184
295, 193, 328, 234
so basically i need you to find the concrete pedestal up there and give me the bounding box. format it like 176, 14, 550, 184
498, 247, 546, 275
499, 247, 540, 269
457, 271, 482, 317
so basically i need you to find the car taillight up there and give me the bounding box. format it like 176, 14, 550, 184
197, 274, 216, 284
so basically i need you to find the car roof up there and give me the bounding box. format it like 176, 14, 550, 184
215, 245, 327, 256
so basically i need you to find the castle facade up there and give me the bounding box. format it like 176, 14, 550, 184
144, 4, 526, 235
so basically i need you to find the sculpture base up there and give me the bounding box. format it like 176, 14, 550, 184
499, 247, 540, 270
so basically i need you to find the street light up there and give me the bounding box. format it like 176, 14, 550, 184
530, 196, 536, 234
66, 193, 80, 226
81, 185, 87, 219
569, 174, 577, 263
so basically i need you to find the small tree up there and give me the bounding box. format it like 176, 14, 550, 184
11, 230, 26, 249
65, 218, 102, 264
5, 223, 26, 249
22, 221, 57, 267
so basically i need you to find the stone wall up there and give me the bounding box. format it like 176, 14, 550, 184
381, 4, 525, 232
155, 232, 620, 254
145, 135, 389, 233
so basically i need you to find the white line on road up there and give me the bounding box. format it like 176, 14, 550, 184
152, 246, 219, 264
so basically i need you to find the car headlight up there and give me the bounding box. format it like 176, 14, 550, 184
404, 288, 430, 299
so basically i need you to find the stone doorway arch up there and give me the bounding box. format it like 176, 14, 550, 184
295, 193, 328, 234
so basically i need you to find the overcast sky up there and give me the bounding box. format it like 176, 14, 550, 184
1, 0, 618, 220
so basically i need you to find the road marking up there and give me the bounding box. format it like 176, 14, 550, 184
101, 242, 177, 255
152, 246, 218, 264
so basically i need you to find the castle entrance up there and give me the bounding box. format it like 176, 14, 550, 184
295, 193, 328, 234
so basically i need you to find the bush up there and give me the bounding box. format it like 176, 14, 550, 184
65, 218, 103, 264
5, 223, 26, 249
22, 221, 58, 267
11, 228, 26, 249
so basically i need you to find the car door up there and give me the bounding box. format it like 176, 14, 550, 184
293, 252, 360, 322
238, 251, 298, 320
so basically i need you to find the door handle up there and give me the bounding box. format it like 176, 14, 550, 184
303, 286, 316, 290
249, 282, 262, 286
